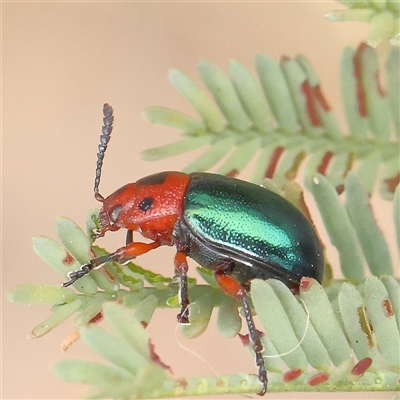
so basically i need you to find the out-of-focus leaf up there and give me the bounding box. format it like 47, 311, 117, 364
7, 284, 76, 305
31, 299, 82, 338
199, 60, 249, 132
217, 297, 241, 338
169, 69, 224, 132
52, 359, 134, 385
181, 292, 214, 338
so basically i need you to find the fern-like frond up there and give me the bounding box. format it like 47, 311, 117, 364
325, 1, 400, 46
48, 278, 399, 398
142, 44, 399, 199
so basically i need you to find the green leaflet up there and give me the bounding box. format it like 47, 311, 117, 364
229, 60, 273, 131
52, 359, 134, 386
311, 174, 365, 282
251, 280, 309, 371
344, 172, 393, 276
199, 60, 249, 132
169, 68, 224, 132
7, 284, 76, 305
216, 297, 242, 339
32, 299, 82, 338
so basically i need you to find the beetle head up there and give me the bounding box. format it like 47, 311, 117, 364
93, 172, 190, 242
94, 183, 137, 238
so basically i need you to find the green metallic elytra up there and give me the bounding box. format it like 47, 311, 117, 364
179, 173, 324, 286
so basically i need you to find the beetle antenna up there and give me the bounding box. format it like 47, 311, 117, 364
94, 103, 114, 202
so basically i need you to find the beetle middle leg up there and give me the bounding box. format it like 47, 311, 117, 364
174, 251, 190, 324
214, 264, 267, 396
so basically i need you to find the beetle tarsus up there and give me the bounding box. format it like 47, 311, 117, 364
62, 253, 119, 287
62, 263, 93, 287
177, 279, 190, 324
256, 353, 267, 396
177, 306, 190, 324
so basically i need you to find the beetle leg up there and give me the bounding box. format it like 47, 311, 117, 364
242, 295, 267, 396
174, 252, 190, 324
126, 229, 133, 245
214, 266, 267, 396
62, 253, 117, 287
112, 241, 162, 263
62, 241, 161, 287
214, 267, 246, 299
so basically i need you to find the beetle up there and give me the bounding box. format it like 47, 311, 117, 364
63, 104, 324, 395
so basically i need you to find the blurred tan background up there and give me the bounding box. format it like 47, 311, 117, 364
2, 2, 397, 399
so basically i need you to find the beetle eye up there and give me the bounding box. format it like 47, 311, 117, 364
138, 196, 154, 212
109, 205, 123, 223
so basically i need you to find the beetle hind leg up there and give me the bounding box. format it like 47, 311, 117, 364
242, 295, 267, 395
214, 265, 267, 395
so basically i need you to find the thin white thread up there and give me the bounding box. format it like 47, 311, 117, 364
174, 303, 219, 377
263, 298, 310, 359
173, 298, 310, 378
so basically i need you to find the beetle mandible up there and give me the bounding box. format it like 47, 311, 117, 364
63, 104, 324, 395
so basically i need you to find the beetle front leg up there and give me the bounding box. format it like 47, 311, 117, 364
113, 241, 161, 263
174, 252, 190, 324
214, 266, 267, 396
62, 241, 161, 287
